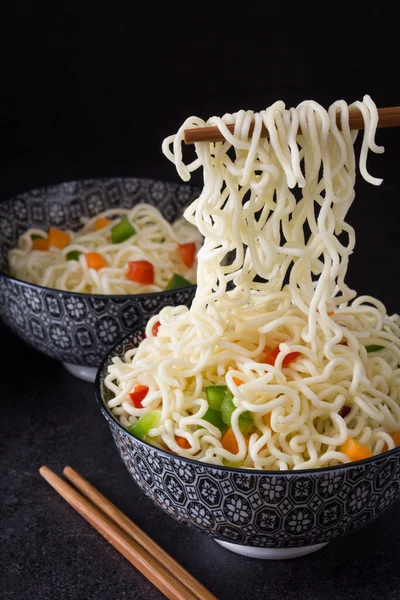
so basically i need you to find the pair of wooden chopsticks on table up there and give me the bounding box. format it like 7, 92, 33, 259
183, 106, 400, 144
40, 466, 217, 600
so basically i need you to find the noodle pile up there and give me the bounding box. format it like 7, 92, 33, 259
105, 96, 400, 470
9, 204, 201, 294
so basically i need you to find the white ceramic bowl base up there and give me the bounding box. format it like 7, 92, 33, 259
63, 362, 98, 383
215, 539, 329, 560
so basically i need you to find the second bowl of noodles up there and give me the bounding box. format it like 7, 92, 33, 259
0, 177, 200, 381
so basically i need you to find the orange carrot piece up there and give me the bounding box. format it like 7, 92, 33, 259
341, 438, 373, 462
221, 428, 239, 454
177, 242, 196, 268
392, 431, 400, 447
383, 430, 400, 453
48, 227, 71, 250
32, 237, 49, 251
94, 217, 112, 231
85, 252, 107, 270
176, 435, 191, 449
228, 366, 244, 386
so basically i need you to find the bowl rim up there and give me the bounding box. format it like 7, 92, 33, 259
95, 329, 400, 476
0, 175, 197, 300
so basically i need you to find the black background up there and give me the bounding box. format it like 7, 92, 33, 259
2, 4, 400, 599
1, 3, 400, 311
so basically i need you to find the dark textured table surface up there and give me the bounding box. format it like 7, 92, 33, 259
1, 318, 400, 600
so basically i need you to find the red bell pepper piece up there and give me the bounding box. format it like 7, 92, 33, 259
264, 344, 301, 367
126, 261, 154, 284
129, 385, 149, 408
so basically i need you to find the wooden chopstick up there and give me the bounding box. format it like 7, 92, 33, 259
39, 466, 217, 600
62, 466, 216, 600
183, 106, 400, 144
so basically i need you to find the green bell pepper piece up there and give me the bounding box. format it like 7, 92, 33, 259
202, 407, 227, 433
221, 393, 253, 434
222, 458, 244, 468
365, 344, 385, 353
111, 216, 136, 243
66, 250, 82, 261
128, 410, 160, 439
166, 274, 193, 290
205, 385, 228, 410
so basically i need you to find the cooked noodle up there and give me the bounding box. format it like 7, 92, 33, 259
105, 96, 400, 470
9, 204, 201, 294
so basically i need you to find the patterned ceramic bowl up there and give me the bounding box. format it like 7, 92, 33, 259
0, 178, 198, 381
96, 330, 400, 560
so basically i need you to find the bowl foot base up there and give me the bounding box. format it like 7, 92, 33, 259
63, 362, 98, 382
215, 540, 328, 560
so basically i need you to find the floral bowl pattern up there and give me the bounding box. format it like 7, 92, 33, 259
96, 330, 400, 559
0, 178, 198, 380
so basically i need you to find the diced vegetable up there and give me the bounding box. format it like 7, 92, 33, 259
48, 227, 71, 249
264, 345, 280, 365
177, 242, 196, 268
222, 458, 244, 468
221, 393, 253, 434
31, 234, 45, 240
221, 393, 240, 425
85, 252, 107, 270
111, 216, 136, 243
340, 438, 372, 461
365, 344, 385, 353
205, 385, 228, 410
383, 430, 400, 453
32, 238, 49, 251
221, 428, 239, 454
176, 435, 191, 449
129, 384, 149, 408
126, 260, 154, 284
203, 408, 227, 433
339, 406, 351, 418
228, 366, 244, 386
264, 344, 301, 367
391, 431, 400, 447
128, 411, 160, 439
66, 250, 82, 261
238, 416, 253, 436
166, 274, 192, 290
94, 217, 112, 231
152, 321, 160, 337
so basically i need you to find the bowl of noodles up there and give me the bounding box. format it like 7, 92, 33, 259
96, 328, 400, 560
95, 96, 400, 558
0, 177, 201, 381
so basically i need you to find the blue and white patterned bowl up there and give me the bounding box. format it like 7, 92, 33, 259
0, 178, 198, 381
96, 330, 400, 559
